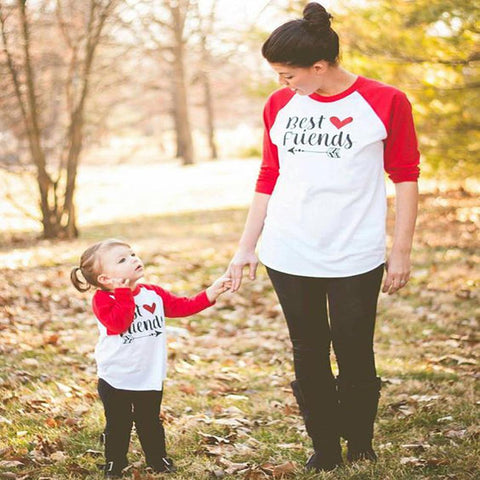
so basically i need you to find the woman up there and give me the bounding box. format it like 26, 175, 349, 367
227, 2, 419, 473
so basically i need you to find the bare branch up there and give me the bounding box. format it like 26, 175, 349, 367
55, 0, 74, 49
18, 0, 42, 145
0, 3, 29, 135
0, 171, 40, 222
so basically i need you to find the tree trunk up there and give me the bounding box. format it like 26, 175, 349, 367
62, 107, 84, 239
202, 70, 217, 160
172, 89, 185, 159
172, 63, 194, 165
17, 0, 63, 238
194, 0, 218, 160
170, 1, 194, 165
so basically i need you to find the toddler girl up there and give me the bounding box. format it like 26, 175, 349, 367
71, 238, 230, 477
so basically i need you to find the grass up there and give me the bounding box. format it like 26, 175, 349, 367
0, 175, 479, 479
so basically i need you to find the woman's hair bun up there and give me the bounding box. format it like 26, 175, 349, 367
303, 2, 332, 33
261, 0, 339, 66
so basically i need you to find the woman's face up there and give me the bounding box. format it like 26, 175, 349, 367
269, 63, 321, 95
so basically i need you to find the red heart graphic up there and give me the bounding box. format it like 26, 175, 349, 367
143, 303, 156, 314
330, 116, 353, 129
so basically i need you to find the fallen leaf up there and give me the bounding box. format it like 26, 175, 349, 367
22, 358, 40, 367
43, 334, 59, 345
49, 451, 67, 462
0, 473, 18, 480
0, 460, 24, 468
277, 443, 303, 450
216, 458, 249, 475
225, 394, 249, 401
445, 429, 467, 439
437, 416, 454, 423
179, 384, 196, 395
272, 461, 297, 477
45, 417, 58, 428
401, 443, 430, 452
198, 432, 233, 445
400, 456, 426, 466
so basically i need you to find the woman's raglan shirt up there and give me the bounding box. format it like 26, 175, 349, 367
92, 285, 213, 391
256, 76, 420, 277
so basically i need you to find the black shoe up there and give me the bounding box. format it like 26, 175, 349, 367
104, 461, 127, 478
147, 457, 176, 474
305, 452, 343, 472
347, 445, 377, 462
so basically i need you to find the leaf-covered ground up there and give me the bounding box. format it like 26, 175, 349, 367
0, 190, 478, 479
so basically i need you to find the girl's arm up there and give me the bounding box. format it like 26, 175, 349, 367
93, 289, 136, 334
149, 285, 214, 318
227, 192, 271, 292
382, 181, 418, 294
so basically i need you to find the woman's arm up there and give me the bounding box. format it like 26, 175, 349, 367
228, 192, 271, 292
382, 181, 418, 294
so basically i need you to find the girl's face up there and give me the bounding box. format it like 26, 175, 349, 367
97, 245, 144, 288
269, 62, 324, 95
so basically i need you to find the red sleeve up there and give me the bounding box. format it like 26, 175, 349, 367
255, 89, 295, 194
358, 79, 420, 183
383, 92, 420, 183
92, 288, 135, 335
146, 285, 214, 318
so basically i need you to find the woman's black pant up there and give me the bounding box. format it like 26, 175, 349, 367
97, 378, 166, 469
267, 264, 383, 384
266, 264, 384, 452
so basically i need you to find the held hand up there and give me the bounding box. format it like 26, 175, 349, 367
206, 276, 233, 302
382, 249, 411, 295
226, 249, 258, 292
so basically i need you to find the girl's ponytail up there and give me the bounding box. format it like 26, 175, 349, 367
71, 266, 91, 292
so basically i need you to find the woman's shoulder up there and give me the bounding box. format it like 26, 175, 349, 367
264, 88, 296, 120
356, 75, 408, 100
268, 86, 295, 98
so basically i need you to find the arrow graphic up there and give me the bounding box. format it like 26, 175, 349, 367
288, 146, 341, 158
122, 330, 162, 344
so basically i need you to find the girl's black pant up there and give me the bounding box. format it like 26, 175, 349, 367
97, 378, 166, 468
266, 264, 384, 386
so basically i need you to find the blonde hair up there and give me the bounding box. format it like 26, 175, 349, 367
70, 239, 131, 292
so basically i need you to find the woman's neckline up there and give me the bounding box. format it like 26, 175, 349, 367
309, 75, 363, 103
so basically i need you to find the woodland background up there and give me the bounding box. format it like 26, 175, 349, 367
0, 0, 479, 479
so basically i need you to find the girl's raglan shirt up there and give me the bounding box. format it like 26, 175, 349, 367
256, 76, 420, 277
92, 285, 213, 391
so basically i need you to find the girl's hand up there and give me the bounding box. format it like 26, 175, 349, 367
226, 248, 258, 292
206, 276, 232, 302
382, 249, 411, 295
110, 277, 132, 290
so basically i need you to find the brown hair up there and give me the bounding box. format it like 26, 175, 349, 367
70, 239, 131, 292
262, 2, 339, 67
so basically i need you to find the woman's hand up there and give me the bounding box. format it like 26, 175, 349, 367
382, 249, 411, 294
206, 276, 232, 302
224, 192, 270, 292
383, 182, 418, 295
226, 248, 259, 292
